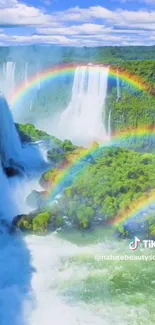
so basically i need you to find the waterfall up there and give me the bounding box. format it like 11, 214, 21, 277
0, 92, 47, 221
0, 161, 18, 221
116, 68, 121, 101
25, 62, 28, 86
0, 62, 16, 100
0, 92, 22, 169
29, 100, 33, 111
108, 110, 111, 137
36, 65, 41, 91
56, 65, 109, 146
0, 92, 49, 325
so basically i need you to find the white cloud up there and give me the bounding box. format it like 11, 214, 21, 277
0, 1, 155, 46
37, 24, 108, 35
0, 29, 154, 47
0, 0, 56, 26
119, 0, 155, 4
58, 6, 155, 27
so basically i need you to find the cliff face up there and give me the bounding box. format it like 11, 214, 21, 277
104, 61, 155, 152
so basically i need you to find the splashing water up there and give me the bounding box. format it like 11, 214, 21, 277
0, 65, 153, 325
55, 65, 109, 145
0, 62, 16, 100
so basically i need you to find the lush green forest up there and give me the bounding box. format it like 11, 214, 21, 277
120, 60, 155, 88
105, 60, 155, 135
14, 132, 155, 238
1, 45, 155, 64
10, 47, 155, 237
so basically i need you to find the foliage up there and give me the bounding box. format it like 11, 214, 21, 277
106, 91, 155, 133
104, 60, 155, 146
120, 60, 155, 91
55, 147, 155, 229
17, 123, 62, 145
32, 212, 51, 232
15, 147, 155, 233
15, 212, 51, 233
61, 139, 77, 152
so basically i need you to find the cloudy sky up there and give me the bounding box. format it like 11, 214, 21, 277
0, 0, 155, 46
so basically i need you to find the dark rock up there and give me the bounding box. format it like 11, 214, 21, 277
12, 214, 33, 231
4, 167, 22, 177
12, 214, 29, 227
0, 219, 12, 234
26, 190, 48, 209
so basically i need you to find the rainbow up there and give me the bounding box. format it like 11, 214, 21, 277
46, 127, 155, 206
111, 126, 155, 143
46, 130, 155, 228
9, 63, 154, 225
10, 63, 150, 107
46, 144, 99, 200
112, 190, 155, 227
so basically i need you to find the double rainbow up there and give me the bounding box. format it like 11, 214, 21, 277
10, 63, 155, 226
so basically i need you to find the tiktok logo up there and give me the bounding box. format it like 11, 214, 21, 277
129, 237, 141, 250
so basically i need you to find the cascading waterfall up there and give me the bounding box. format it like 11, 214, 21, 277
0, 92, 23, 169
56, 65, 110, 145
0, 62, 16, 100
0, 90, 107, 325
0, 61, 151, 325
36, 64, 41, 91
0, 61, 42, 122
0, 92, 50, 325
116, 68, 121, 101
25, 62, 28, 86
108, 110, 111, 137
29, 100, 33, 111
0, 92, 47, 220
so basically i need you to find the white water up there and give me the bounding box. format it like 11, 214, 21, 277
0, 92, 45, 171
0, 93, 46, 220
0, 86, 153, 325
108, 110, 111, 137
55, 65, 109, 146
25, 62, 28, 86
0, 62, 16, 100
0, 88, 114, 325
29, 100, 33, 112
0, 234, 109, 325
25, 235, 111, 325
1, 232, 152, 325
0, 92, 22, 169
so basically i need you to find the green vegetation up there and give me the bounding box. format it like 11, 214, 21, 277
13, 54, 155, 236
32, 212, 51, 232
37, 147, 155, 231
120, 60, 155, 91
105, 61, 155, 137
106, 91, 155, 134
2, 45, 155, 65
17, 123, 62, 145
62, 139, 77, 152
14, 212, 51, 233
18, 123, 77, 151
14, 208, 65, 233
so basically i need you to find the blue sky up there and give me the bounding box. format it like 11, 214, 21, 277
0, 0, 155, 46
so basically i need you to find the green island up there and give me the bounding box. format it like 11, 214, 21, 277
13, 126, 155, 239
5, 48, 155, 241
1, 45, 155, 324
